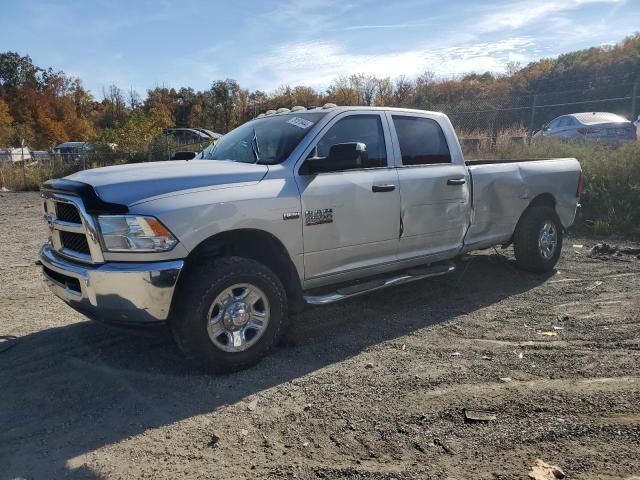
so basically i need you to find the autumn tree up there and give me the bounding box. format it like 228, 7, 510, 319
0, 98, 14, 145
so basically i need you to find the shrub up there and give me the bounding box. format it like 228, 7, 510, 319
0, 161, 78, 191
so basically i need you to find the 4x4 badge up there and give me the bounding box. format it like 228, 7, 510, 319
305, 208, 333, 226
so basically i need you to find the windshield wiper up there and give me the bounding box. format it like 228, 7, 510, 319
251, 127, 261, 163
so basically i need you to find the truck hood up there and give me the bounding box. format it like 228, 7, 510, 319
66, 160, 268, 205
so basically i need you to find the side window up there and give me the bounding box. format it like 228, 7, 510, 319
547, 118, 560, 129
314, 115, 387, 168
392, 116, 451, 165
558, 117, 570, 128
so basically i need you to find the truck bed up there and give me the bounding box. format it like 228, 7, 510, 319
462, 157, 581, 252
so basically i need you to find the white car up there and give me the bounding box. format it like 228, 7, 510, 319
533, 112, 637, 145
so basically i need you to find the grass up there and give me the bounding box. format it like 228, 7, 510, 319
1, 135, 639, 239
0, 162, 79, 191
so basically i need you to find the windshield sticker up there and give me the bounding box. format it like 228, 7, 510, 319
287, 117, 314, 129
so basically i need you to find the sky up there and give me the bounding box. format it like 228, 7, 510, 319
1, 0, 639, 97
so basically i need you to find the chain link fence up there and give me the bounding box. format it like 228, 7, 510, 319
434, 77, 640, 143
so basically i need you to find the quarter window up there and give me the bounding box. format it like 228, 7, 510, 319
392, 116, 451, 165
314, 115, 387, 168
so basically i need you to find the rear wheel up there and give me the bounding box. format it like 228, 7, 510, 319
171, 256, 287, 373
514, 206, 563, 273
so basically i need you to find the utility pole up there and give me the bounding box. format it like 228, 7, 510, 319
529, 94, 538, 131
528, 94, 539, 144
21, 138, 26, 190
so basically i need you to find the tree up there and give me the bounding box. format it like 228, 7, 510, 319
327, 75, 359, 105
394, 76, 414, 107
359, 75, 377, 106
505, 61, 522, 76
209, 79, 244, 132
0, 98, 14, 145
0, 52, 41, 92
374, 77, 394, 106
100, 85, 128, 129
414, 71, 436, 108
127, 88, 142, 110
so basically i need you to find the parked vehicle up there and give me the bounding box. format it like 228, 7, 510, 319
39, 106, 583, 372
163, 128, 222, 146
532, 112, 637, 145
54, 142, 89, 163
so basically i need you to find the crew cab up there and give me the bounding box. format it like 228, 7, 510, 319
39, 106, 583, 372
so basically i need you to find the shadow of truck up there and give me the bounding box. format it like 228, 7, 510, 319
0, 254, 548, 479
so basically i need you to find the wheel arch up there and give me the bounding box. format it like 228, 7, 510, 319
177, 228, 304, 313
504, 193, 559, 247
528, 192, 557, 210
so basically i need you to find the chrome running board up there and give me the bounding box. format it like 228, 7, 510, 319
303, 261, 456, 305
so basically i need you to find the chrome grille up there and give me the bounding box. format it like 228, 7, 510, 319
42, 192, 104, 264
60, 231, 91, 255
56, 202, 82, 223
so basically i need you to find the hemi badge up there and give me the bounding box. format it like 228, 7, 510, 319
283, 212, 300, 220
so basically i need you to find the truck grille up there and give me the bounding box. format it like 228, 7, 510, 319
60, 231, 91, 255
42, 194, 104, 264
56, 202, 82, 223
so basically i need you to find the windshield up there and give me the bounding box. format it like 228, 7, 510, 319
197, 112, 327, 165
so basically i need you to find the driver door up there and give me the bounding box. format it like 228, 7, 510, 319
296, 112, 400, 285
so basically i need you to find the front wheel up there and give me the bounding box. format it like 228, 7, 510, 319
513, 206, 563, 273
171, 256, 287, 373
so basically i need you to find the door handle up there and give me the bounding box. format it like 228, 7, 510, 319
372, 184, 396, 192
447, 178, 466, 186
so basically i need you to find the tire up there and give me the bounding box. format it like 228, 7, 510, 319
513, 206, 563, 273
171, 256, 287, 373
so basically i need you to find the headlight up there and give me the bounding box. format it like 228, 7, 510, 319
97, 215, 178, 252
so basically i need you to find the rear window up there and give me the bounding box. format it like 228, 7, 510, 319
574, 112, 629, 124
392, 116, 451, 165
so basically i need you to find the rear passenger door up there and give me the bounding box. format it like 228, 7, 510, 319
387, 112, 471, 261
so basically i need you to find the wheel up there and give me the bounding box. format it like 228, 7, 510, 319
171, 256, 287, 373
513, 206, 563, 273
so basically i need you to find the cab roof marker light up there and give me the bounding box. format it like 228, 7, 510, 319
277, 107, 291, 113
323, 103, 337, 109
291, 106, 306, 112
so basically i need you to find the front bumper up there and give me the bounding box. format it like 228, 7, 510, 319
39, 244, 184, 324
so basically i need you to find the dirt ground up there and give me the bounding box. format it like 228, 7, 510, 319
0, 191, 639, 480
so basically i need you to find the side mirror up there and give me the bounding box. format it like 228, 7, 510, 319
171, 151, 197, 160
302, 142, 368, 175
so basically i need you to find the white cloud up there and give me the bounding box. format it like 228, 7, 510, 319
340, 23, 434, 31
478, 0, 626, 32
245, 37, 535, 90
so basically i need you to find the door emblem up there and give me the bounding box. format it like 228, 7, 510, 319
305, 208, 333, 226
282, 211, 300, 220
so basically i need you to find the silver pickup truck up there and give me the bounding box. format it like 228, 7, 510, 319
39, 106, 583, 372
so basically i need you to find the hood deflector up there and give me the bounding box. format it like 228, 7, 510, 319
41, 179, 129, 215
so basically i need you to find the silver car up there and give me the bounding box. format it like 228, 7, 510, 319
533, 112, 637, 145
